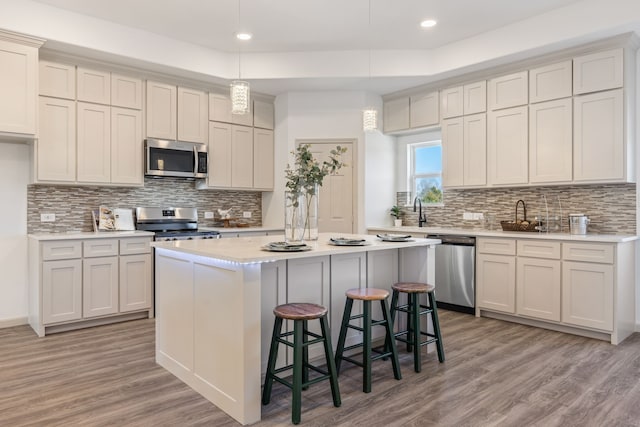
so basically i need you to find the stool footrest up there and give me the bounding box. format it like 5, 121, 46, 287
271, 363, 333, 390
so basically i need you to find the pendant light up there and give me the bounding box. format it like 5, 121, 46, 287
362, 0, 378, 132
230, 0, 250, 115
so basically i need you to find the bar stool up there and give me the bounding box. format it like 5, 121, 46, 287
334, 288, 401, 393
389, 282, 445, 373
262, 302, 341, 425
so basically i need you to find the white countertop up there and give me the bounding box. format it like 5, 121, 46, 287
368, 226, 638, 243
152, 232, 440, 264
199, 226, 284, 233
28, 230, 155, 241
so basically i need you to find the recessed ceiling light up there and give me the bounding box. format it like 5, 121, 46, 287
420, 19, 437, 28
236, 32, 253, 41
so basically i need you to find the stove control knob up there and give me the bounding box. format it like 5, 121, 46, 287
187, 237, 193, 240
172, 237, 178, 241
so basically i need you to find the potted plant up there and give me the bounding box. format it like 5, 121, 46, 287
284, 144, 347, 242
390, 205, 403, 227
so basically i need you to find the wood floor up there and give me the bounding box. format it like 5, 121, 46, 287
2, 311, 640, 426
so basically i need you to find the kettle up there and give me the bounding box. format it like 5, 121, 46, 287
569, 214, 590, 235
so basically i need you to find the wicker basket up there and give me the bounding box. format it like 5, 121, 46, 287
500, 199, 541, 232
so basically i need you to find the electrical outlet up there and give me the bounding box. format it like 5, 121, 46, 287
462, 212, 473, 220
204, 211, 214, 219
243, 211, 252, 218
474, 213, 484, 220
40, 213, 56, 222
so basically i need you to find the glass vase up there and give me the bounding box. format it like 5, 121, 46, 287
284, 191, 306, 243
303, 184, 319, 241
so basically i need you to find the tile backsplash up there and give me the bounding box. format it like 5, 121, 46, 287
397, 184, 637, 234
28, 178, 263, 233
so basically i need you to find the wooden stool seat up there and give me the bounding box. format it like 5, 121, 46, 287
392, 282, 435, 294
345, 287, 389, 301
274, 303, 328, 320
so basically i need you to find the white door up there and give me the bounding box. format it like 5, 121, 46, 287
302, 141, 354, 234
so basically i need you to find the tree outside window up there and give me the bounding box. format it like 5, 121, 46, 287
410, 141, 443, 204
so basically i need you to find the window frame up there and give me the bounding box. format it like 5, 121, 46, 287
408, 140, 444, 206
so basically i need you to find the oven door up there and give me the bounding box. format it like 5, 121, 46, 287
145, 139, 208, 178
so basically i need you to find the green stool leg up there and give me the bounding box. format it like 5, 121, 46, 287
292, 320, 303, 425
363, 300, 372, 393
320, 315, 342, 407
262, 316, 282, 405
334, 297, 353, 374
381, 299, 401, 380
429, 292, 445, 363
412, 293, 422, 373
302, 319, 309, 390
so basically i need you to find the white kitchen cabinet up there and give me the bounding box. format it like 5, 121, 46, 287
209, 93, 253, 126
562, 261, 613, 331
77, 102, 111, 183
441, 117, 464, 187
573, 89, 624, 182
42, 259, 83, 325
410, 91, 439, 128
383, 97, 410, 132
488, 71, 528, 110
37, 97, 76, 182
120, 254, 152, 312
330, 252, 366, 348
0, 32, 41, 136
463, 81, 487, 114
253, 99, 274, 130
39, 60, 76, 100
177, 86, 208, 143
111, 73, 143, 109
111, 107, 143, 185
529, 98, 572, 183
83, 256, 119, 318
487, 105, 528, 185
207, 121, 232, 187
77, 67, 111, 105
253, 128, 274, 190
440, 86, 463, 119
476, 254, 516, 314
366, 249, 398, 341
146, 80, 177, 139
463, 113, 487, 186
573, 48, 623, 95
231, 125, 254, 188
260, 260, 287, 373
516, 257, 561, 322
529, 60, 572, 103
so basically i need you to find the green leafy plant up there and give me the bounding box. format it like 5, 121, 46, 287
390, 205, 402, 219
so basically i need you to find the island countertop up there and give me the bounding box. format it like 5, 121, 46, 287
152, 232, 441, 263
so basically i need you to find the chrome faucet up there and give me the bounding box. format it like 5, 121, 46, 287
413, 197, 427, 227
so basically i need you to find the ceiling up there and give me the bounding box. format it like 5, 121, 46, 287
27, 0, 628, 95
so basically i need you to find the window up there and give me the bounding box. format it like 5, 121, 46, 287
409, 141, 443, 204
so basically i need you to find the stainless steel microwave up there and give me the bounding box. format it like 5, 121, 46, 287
144, 139, 208, 179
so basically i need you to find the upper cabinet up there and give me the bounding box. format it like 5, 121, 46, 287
37, 97, 76, 182
0, 31, 43, 137
488, 71, 528, 110
111, 73, 143, 109
463, 81, 487, 115
529, 98, 572, 184
383, 97, 410, 133
177, 87, 208, 143
77, 67, 111, 105
410, 91, 439, 128
440, 86, 463, 119
529, 60, 572, 103
487, 106, 528, 186
573, 48, 623, 95
40, 61, 76, 100
209, 93, 253, 127
254, 100, 275, 130
146, 80, 177, 140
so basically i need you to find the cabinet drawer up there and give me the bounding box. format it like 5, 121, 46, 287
120, 237, 151, 255
83, 239, 119, 258
563, 243, 614, 264
517, 240, 561, 259
42, 241, 82, 261
477, 238, 516, 255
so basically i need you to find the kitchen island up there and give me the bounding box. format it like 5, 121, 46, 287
152, 233, 440, 425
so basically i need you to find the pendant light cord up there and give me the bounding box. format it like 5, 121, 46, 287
238, 0, 242, 80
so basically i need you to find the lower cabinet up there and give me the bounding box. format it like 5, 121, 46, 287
120, 254, 153, 312
476, 254, 516, 313
516, 257, 561, 322
83, 256, 119, 318
42, 258, 82, 324
561, 260, 613, 331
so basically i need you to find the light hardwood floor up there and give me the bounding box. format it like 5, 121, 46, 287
2, 311, 640, 426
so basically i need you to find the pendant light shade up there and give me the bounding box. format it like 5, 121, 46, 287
363, 108, 378, 132
230, 80, 250, 114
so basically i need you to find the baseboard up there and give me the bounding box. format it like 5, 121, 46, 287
0, 316, 28, 328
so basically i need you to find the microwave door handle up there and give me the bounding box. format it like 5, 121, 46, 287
193, 145, 198, 174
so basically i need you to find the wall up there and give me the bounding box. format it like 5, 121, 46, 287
0, 141, 29, 325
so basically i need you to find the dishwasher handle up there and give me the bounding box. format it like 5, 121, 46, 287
427, 234, 476, 246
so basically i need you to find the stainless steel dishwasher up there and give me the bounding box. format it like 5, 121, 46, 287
427, 234, 475, 314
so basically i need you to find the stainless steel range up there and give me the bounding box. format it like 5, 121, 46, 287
135, 207, 220, 241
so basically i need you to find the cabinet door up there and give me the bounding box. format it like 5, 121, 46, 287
488, 106, 528, 185
146, 81, 177, 139
111, 73, 142, 109
83, 256, 119, 318
260, 260, 287, 373
39, 61, 76, 99
77, 67, 110, 105
516, 257, 561, 322
231, 125, 254, 188
208, 121, 232, 187
253, 99, 274, 130
0, 38, 37, 134
37, 97, 76, 182
529, 60, 572, 103
410, 91, 439, 128
120, 254, 152, 312
177, 86, 208, 143
573, 89, 623, 182
253, 128, 274, 190
562, 261, 613, 331
476, 254, 515, 313
383, 97, 410, 132
77, 102, 111, 183
441, 117, 463, 187
330, 252, 367, 350
42, 259, 82, 324
440, 86, 463, 119
463, 81, 487, 114
573, 48, 623, 95
463, 113, 487, 186
488, 71, 528, 110
529, 98, 572, 183
111, 107, 143, 185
